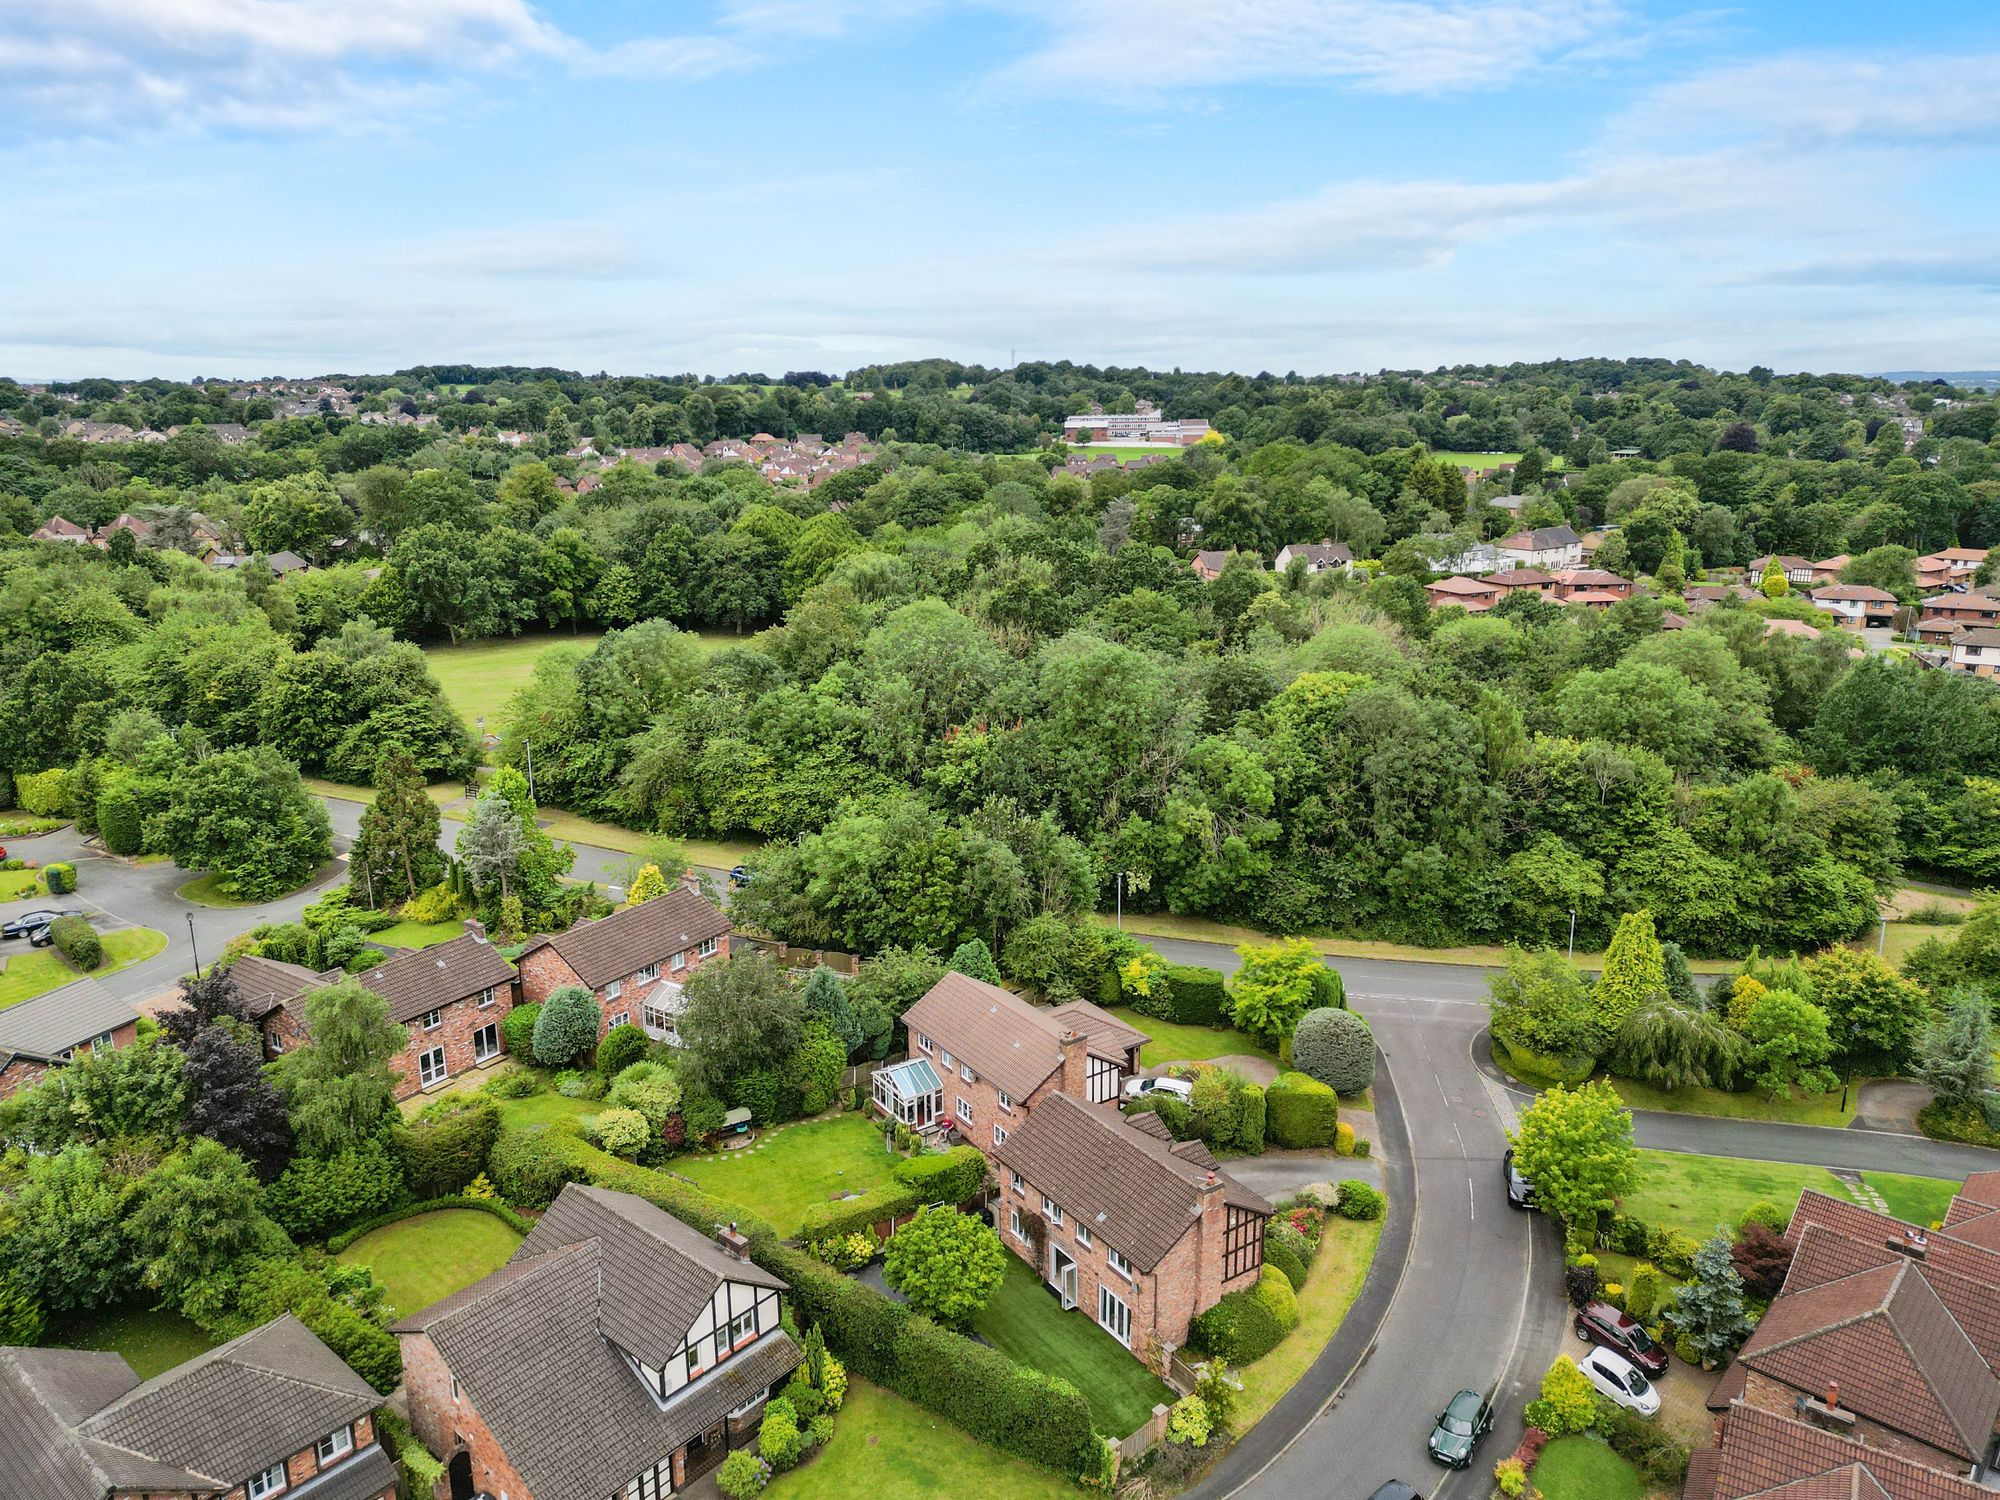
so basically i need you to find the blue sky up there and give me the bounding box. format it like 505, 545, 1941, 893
3, 0, 1997, 380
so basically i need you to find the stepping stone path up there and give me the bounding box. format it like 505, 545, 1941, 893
1830, 1168, 1889, 1213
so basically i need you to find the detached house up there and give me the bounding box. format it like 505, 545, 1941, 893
1549, 567, 1633, 602
994, 1095, 1271, 1368
517, 883, 731, 1046
1810, 583, 1898, 629
1921, 592, 2000, 629
0, 1313, 394, 1500
0, 978, 140, 1100
1192, 549, 1251, 581
395, 1184, 796, 1500
1497, 524, 1583, 571
29, 516, 93, 544
1951, 627, 2000, 678
1424, 574, 1503, 613
1749, 555, 1817, 587
1273, 540, 1356, 575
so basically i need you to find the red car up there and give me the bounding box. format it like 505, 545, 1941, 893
1574, 1300, 1667, 1376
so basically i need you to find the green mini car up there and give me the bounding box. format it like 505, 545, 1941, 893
1426, 1388, 1494, 1468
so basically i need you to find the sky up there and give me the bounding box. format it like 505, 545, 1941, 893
1, 0, 1997, 382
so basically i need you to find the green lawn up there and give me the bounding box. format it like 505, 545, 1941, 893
0, 868, 45, 900
0, 926, 168, 1009
1069, 444, 1188, 461
767, 1377, 1079, 1500
1489, 1043, 1856, 1127
675, 1113, 899, 1236
334, 1209, 523, 1318
52, 1304, 216, 1379
1431, 449, 1525, 469
1869, 922, 1958, 966
490, 1090, 598, 1130
969, 1257, 1172, 1435
424, 628, 738, 743
369, 918, 464, 951
1623, 1150, 1957, 1240
1107, 1006, 1276, 1068
1531, 1436, 1643, 1500
176, 871, 270, 907
1235, 1215, 1383, 1429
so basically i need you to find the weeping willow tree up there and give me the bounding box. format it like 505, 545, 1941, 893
1608, 998, 1745, 1091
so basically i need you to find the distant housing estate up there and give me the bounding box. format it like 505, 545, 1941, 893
1064, 401, 1212, 446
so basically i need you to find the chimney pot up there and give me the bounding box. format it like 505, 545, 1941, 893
464, 917, 487, 940
1826, 1381, 1838, 1410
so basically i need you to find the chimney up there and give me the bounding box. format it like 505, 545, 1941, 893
1058, 1029, 1089, 1099
1825, 1381, 1839, 1411
1887, 1228, 1928, 1260
715, 1222, 750, 1261
463, 917, 487, 941
682, 869, 702, 896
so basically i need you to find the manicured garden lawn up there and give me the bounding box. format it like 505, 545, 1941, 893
424, 628, 735, 743
0, 867, 45, 900
53, 1304, 215, 1379
1107, 1006, 1276, 1068
766, 1377, 1078, 1500
370, 918, 464, 950
491, 1091, 599, 1130
0, 926, 167, 1009
675, 1113, 899, 1236
1235, 1215, 1383, 1430
1607, 1074, 1856, 1128
1623, 1150, 1956, 1240
969, 1257, 1172, 1435
1531, 1435, 1642, 1500
335, 1209, 523, 1318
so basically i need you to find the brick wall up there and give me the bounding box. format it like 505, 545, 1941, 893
401, 1331, 534, 1500
391, 992, 508, 1101
0, 1056, 47, 1101
518, 933, 731, 1045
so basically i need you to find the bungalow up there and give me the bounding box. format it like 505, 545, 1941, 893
1918, 618, 1966, 649
1549, 568, 1633, 601
517, 882, 731, 1045
1273, 540, 1356, 575
1488, 568, 1556, 597
1807, 553, 1850, 584
0, 978, 140, 1100
1809, 583, 1897, 629
1748, 554, 1817, 586
1559, 590, 1624, 609
1424, 574, 1503, 613
395, 1184, 797, 1499
0, 1314, 395, 1500
994, 1095, 1271, 1369
1497, 524, 1583, 571
1952, 626, 2000, 678
265, 549, 311, 575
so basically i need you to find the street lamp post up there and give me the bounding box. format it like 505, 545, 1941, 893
1116, 872, 1123, 930
1567, 910, 1578, 963
186, 912, 201, 978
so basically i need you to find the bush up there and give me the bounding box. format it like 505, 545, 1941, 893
808, 1413, 834, 1448
1495, 1034, 1596, 1086
1264, 1220, 1311, 1290
49, 914, 102, 971
400, 881, 462, 924
1624, 1261, 1663, 1323
781, 1375, 826, 1420
96, 785, 144, 855
607, 1061, 682, 1132
798, 1181, 921, 1242
556, 1069, 607, 1100
717, 1450, 769, 1499
593, 1106, 651, 1158
1166, 1393, 1213, 1447
1335, 1179, 1385, 1221
488, 1127, 583, 1209
534, 986, 602, 1067
1600, 1402, 1692, 1486
1163, 964, 1228, 1026
1607, 1214, 1650, 1256
1522, 1355, 1595, 1436
891, 1145, 988, 1205
42, 861, 75, 895
1265, 1071, 1339, 1148
263, 1140, 404, 1241
806, 1231, 878, 1271
1292, 1007, 1374, 1094
1564, 1262, 1601, 1308
1189, 1266, 1298, 1363
15, 769, 70, 818
1645, 1225, 1701, 1279
501, 1002, 541, 1062
758, 1398, 805, 1471
1494, 1457, 1527, 1497
394, 1095, 501, 1198
1334, 1120, 1356, 1156
480, 1065, 543, 1099
597, 1022, 651, 1078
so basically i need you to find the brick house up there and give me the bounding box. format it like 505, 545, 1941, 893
1192, 548, 1252, 581
993, 1095, 1271, 1370
516, 883, 730, 1046
1273, 540, 1356, 575
0, 1313, 395, 1500
1424, 574, 1503, 612
1749, 554, 1817, 586
0, 978, 140, 1100
394, 1184, 796, 1499
1549, 567, 1634, 601
1808, 553, 1851, 584
1951, 627, 2000, 678
1809, 583, 1898, 629
1488, 567, 1556, 598
888, 972, 1143, 1152
28, 515, 92, 544
1920, 592, 2000, 629
1688, 1401, 1995, 1500
224, 952, 332, 1058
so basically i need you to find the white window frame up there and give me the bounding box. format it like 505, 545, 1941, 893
729, 1308, 757, 1347
1076, 1224, 1092, 1249
247, 1462, 289, 1500
1010, 1207, 1025, 1241
637, 962, 660, 983
939, 1048, 954, 1070
606, 979, 623, 1001
916, 1033, 933, 1054
1010, 1170, 1024, 1195
418, 1046, 448, 1088
609, 1012, 629, 1029
670, 949, 687, 972
420, 1008, 443, 1031
316, 1427, 354, 1464
997, 1088, 1012, 1112
90, 1030, 114, 1054
956, 1096, 973, 1124
473, 1023, 500, 1063
993, 1125, 1007, 1146
476, 986, 497, 1008
1107, 1246, 1133, 1279
698, 936, 719, 958
960, 1064, 974, 1083
1098, 1283, 1132, 1348
1043, 1198, 1064, 1227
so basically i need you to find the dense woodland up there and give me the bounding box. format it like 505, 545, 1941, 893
8, 359, 2000, 956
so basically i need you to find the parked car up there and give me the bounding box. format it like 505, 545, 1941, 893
1575, 1300, 1668, 1376
1121, 1075, 1195, 1103
1502, 1147, 1536, 1209
1579, 1345, 1661, 1416
6, 908, 80, 944
727, 864, 751, 888
1366, 1485, 1422, 1500
1426, 1388, 1493, 1468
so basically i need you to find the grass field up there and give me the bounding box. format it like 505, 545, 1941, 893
423, 627, 738, 743
369, 918, 464, 951
675, 1113, 899, 1236
1069, 444, 1189, 461
52, 1304, 215, 1379
0, 868, 45, 900
1235, 1215, 1383, 1431
1107, 1006, 1278, 1068
176, 871, 270, 907
1623, 1150, 1957, 1239
1868, 921, 1958, 966
335, 1209, 523, 1318
969, 1258, 1172, 1435
766, 1377, 1079, 1500
1531, 1436, 1643, 1500
0, 926, 167, 1009
1488, 1042, 1858, 1128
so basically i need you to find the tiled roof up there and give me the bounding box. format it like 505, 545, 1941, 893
1705, 1402, 1988, 1500
904, 971, 1072, 1100
1427, 574, 1502, 595
1952, 627, 2000, 649
223, 952, 331, 1021
0, 978, 138, 1062
1502, 524, 1581, 550
1811, 584, 1898, 603
994, 1093, 1270, 1272
517, 889, 729, 990
355, 931, 514, 1024
1045, 999, 1147, 1061
1952, 1172, 2000, 1213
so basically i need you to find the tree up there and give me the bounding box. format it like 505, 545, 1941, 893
1523, 1355, 1596, 1436
1739, 989, 1837, 1096
1487, 948, 1603, 1061
1290, 1006, 1374, 1094
1593, 910, 1667, 1037
785, 1020, 847, 1115
183, 1019, 293, 1179
351, 748, 445, 906
625, 862, 670, 905
456, 787, 529, 901
800, 965, 864, 1057
1801, 948, 1929, 1074
1730, 1222, 1793, 1300
1508, 1081, 1638, 1243
1669, 1231, 1754, 1367
153, 746, 333, 900
271, 980, 407, 1158
0, 1036, 188, 1151
881, 1205, 1006, 1327
1915, 989, 1995, 1106
949, 938, 1001, 985
533, 985, 603, 1067
1608, 999, 1743, 1091
0, 1148, 133, 1314
1760, 558, 1789, 598
126, 1139, 281, 1304
1227, 938, 1339, 1045
678, 952, 803, 1095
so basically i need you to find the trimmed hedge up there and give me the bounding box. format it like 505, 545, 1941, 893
50, 915, 102, 971
43, 862, 76, 895
1265, 1071, 1339, 1149
96, 786, 144, 855
1292, 1007, 1374, 1095
325, 1195, 534, 1253
501, 1002, 541, 1062
755, 1240, 1099, 1479
488, 1127, 584, 1210
1163, 964, 1227, 1027
798, 1181, 921, 1242
14, 769, 70, 818
891, 1145, 988, 1206
394, 1096, 501, 1199
1495, 1035, 1595, 1087
1189, 1265, 1299, 1363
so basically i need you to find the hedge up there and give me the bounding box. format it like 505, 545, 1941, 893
325, 1195, 535, 1253
1334, 1180, 1385, 1221
1292, 1007, 1374, 1095
1265, 1072, 1339, 1149
754, 1240, 1099, 1478
1264, 1220, 1309, 1290
1164, 964, 1227, 1027
43, 862, 76, 896
13, 769, 70, 818
96, 786, 144, 855
488, 1127, 583, 1210
545, 1120, 778, 1241
1189, 1266, 1299, 1363
501, 1002, 541, 1062
890, 1145, 988, 1206
1495, 1035, 1595, 1087
392, 1097, 502, 1199
49, 914, 102, 971
798, 1181, 921, 1242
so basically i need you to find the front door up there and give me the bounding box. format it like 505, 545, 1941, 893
682, 1423, 727, 1483
1050, 1246, 1077, 1309
448, 1450, 474, 1500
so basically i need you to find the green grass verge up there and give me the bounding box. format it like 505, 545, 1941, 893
1105, 1006, 1277, 1069
1868, 922, 1957, 966
1531, 1435, 1642, 1500
0, 926, 168, 1009
1866, 1172, 1961, 1227
1235, 1214, 1383, 1430
52, 1304, 216, 1379
969, 1257, 1172, 1435
767, 1377, 1079, 1500
1623, 1150, 1957, 1240
334, 1208, 523, 1319
1488, 1041, 1857, 1127
673, 1113, 899, 1237
369, 919, 465, 951
175, 871, 273, 907
0, 868, 46, 900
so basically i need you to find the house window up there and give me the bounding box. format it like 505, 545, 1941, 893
473, 1023, 500, 1063
686, 1345, 702, 1379
476, 986, 497, 1008
247, 1462, 288, 1499
1076, 1224, 1092, 1249
637, 963, 660, 983
993, 1125, 1007, 1146
939, 1048, 954, 1070
956, 1097, 972, 1124
1098, 1284, 1132, 1347
1010, 1207, 1025, 1241
609, 1012, 629, 1029
698, 936, 719, 958
90, 1030, 114, 1054
606, 979, 623, 1000
624, 1458, 673, 1500
1222, 1207, 1264, 1282
1043, 1198, 1064, 1227
916, 1033, 933, 1054
1010, 1170, 1024, 1195
418, 1046, 448, 1088
420, 1008, 443, 1031
671, 950, 686, 972
960, 1064, 974, 1083
1107, 1246, 1133, 1279
730, 1308, 757, 1347
997, 1089, 1012, 1112
316, 1427, 354, 1464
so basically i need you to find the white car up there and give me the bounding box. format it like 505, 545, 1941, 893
1579, 1345, 1661, 1416
1121, 1075, 1195, 1103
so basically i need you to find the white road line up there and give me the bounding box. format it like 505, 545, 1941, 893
1467, 1177, 1475, 1221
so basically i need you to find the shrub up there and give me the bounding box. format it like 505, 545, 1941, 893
781, 1375, 826, 1419
43, 861, 76, 895
1166, 1393, 1213, 1447
1264, 1220, 1310, 1290
593, 1106, 651, 1158
882, 1206, 1006, 1327
1265, 1071, 1339, 1148
400, 881, 462, 924
1234, 1083, 1267, 1153
1335, 1179, 1385, 1221
891, 1144, 988, 1205
263, 1140, 404, 1241
501, 1002, 541, 1061
1163, 963, 1228, 1026
1624, 1261, 1663, 1323
555, 1069, 607, 1100
1494, 1457, 1527, 1497
464, 1173, 497, 1200
1292, 1007, 1374, 1095
534, 986, 602, 1067
597, 1023, 651, 1078
1495, 1033, 1596, 1086
1737, 1200, 1787, 1235
806, 1232, 877, 1270
1334, 1120, 1356, 1156
1645, 1225, 1702, 1279
488, 1127, 583, 1209
1730, 1222, 1794, 1300
758, 1398, 804, 1471
808, 1413, 833, 1448
50, 915, 102, 971
1189, 1266, 1298, 1363
1522, 1355, 1595, 1436
1607, 1214, 1650, 1256
15, 769, 70, 818
96, 785, 144, 855
1564, 1262, 1601, 1308
394, 1095, 500, 1198
797, 1181, 921, 1242
481, 1065, 542, 1099
717, 1451, 769, 1499
0, 1276, 44, 1345
1600, 1401, 1692, 1486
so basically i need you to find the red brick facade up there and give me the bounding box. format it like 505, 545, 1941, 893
389, 988, 510, 1100
911, 1028, 1086, 1156
516, 926, 729, 1046
402, 1330, 535, 1500
128, 1414, 390, 1500
0, 1019, 138, 1101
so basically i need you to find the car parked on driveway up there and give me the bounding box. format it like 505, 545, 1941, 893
1575, 1300, 1668, 1376
1502, 1147, 1536, 1208
1579, 1345, 1661, 1416
4, 907, 81, 942
1121, 1075, 1195, 1103
1426, 1388, 1493, 1468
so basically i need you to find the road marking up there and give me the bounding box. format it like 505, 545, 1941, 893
1468, 1177, 1475, 1221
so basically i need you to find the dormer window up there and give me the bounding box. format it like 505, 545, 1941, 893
247, 1461, 289, 1499
316, 1427, 354, 1464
